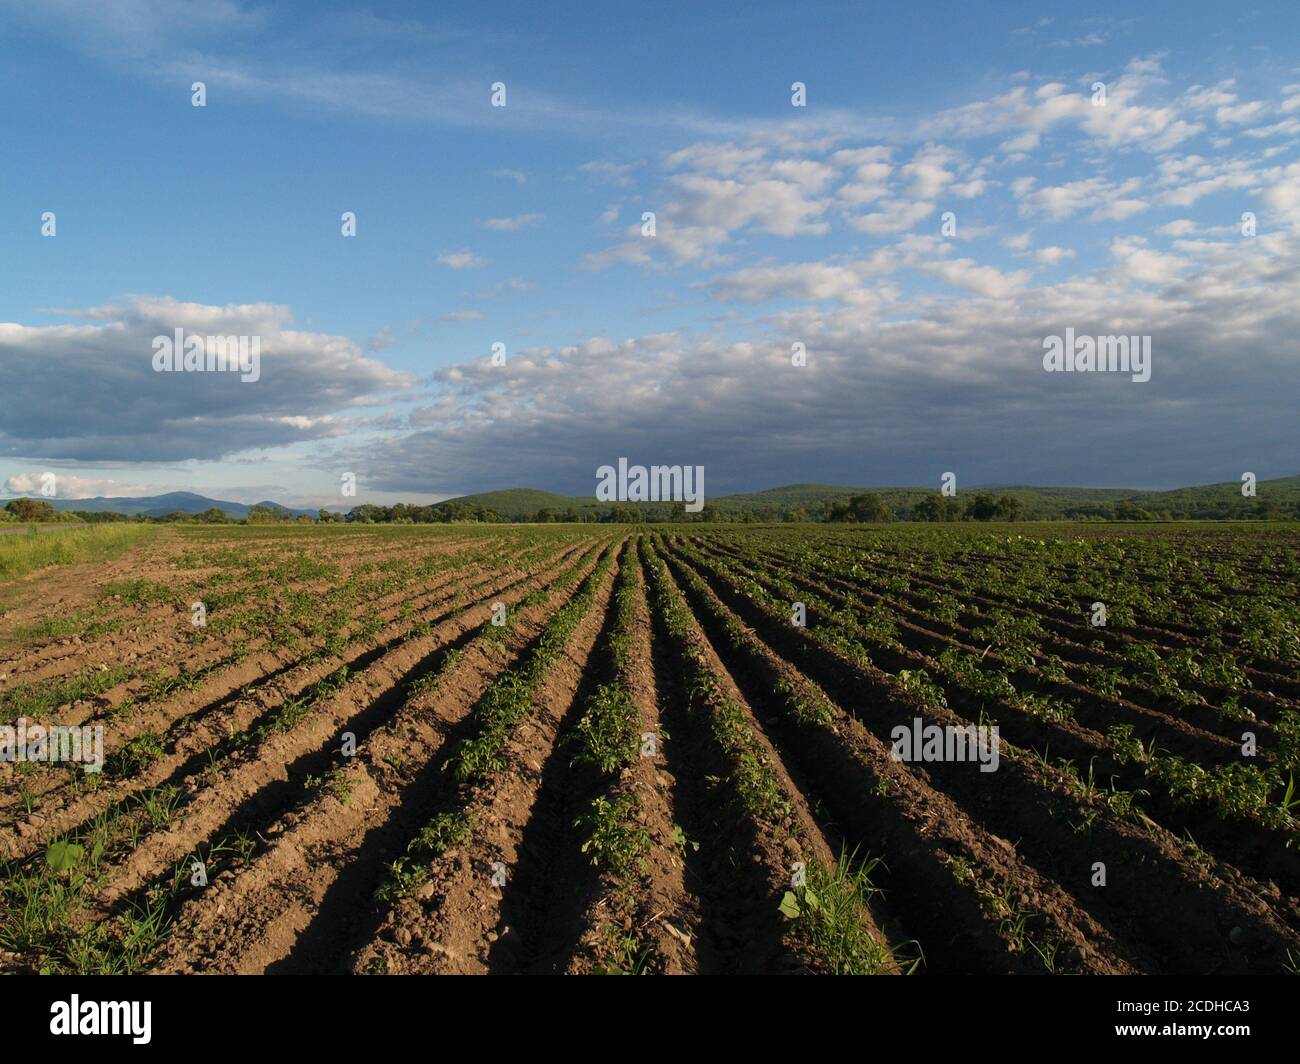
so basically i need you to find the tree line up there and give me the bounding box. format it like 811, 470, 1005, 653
4, 493, 1296, 526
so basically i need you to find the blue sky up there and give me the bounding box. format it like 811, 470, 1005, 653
2, 0, 1299, 506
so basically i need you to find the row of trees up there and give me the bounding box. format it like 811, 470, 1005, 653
824, 492, 1024, 523
1106, 498, 1290, 521
2, 498, 79, 522
6, 494, 1298, 526
336, 501, 505, 524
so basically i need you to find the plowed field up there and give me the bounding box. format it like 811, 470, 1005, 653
3, 523, 1298, 974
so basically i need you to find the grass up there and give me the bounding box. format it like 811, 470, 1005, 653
0, 785, 185, 973
12, 610, 119, 642
304, 765, 354, 804
0, 524, 150, 585
779, 849, 908, 975
0, 666, 130, 725
108, 730, 166, 776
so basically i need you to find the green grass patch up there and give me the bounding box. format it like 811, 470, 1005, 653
0, 525, 151, 586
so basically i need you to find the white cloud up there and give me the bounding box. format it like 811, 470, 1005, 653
1017, 176, 1149, 221
847, 200, 935, 235
924, 57, 1203, 153
355, 232, 1300, 493
707, 262, 883, 306
3, 473, 163, 500
1033, 246, 1076, 265
901, 145, 959, 200
1110, 236, 1186, 285
1215, 101, 1267, 125
836, 161, 892, 205
579, 160, 640, 186
437, 249, 485, 269
0, 297, 410, 462
919, 258, 1030, 298
1261, 162, 1300, 226
481, 213, 544, 231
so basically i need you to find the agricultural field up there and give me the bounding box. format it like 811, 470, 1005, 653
1, 522, 1299, 975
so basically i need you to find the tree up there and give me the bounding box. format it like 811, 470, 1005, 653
965, 493, 1000, 521
1112, 499, 1153, 521
911, 495, 944, 522
995, 495, 1024, 522
5, 498, 57, 522
849, 493, 890, 522
247, 503, 290, 523
824, 494, 890, 523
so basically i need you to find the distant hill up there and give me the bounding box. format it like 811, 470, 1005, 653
19, 474, 1297, 524
44, 492, 318, 519
1127, 475, 1300, 512
443, 488, 587, 516
443, 475, 1300, 520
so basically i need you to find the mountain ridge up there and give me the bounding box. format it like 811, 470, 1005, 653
9, 474, 1298, 521
37, 491, 319, 519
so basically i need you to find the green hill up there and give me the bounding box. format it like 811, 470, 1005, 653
1129, 475, 1300, 513
705, 483, 861, 513
441, 475, 1300, 521
441, 487, 589, 516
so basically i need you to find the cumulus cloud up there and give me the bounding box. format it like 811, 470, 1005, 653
1260, 162, 1300, 226
924, 57, 1204, 152
2, 472, 164, 499
586, 142, 843, 268
1109, 237, 1187, 285
1033, 246, 1076, 265
0, 297, 411, 462
705, 262, 888, 306
917, 258, 1030, 299
9, 38, 1299, 496
351, 229, 1300, 494
901, 145, 960, 200
1015, 176, 1149, 221
847, 199, 935, 235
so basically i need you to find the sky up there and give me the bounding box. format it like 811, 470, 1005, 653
1, 0, 1298, 507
